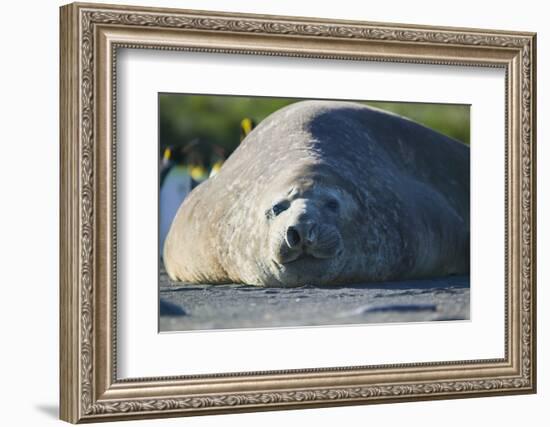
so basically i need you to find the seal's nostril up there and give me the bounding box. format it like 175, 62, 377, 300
305, 223, 317, 245
285, 226, 301, 248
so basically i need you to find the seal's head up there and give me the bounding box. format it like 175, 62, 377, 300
259, 169, 359, 287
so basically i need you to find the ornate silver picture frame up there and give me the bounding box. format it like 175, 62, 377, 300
60, 2, 536, 423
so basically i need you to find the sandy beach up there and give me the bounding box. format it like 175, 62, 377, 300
159, 270, 469, 332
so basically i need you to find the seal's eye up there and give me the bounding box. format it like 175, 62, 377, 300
273, 201, 289, 216
269, 201, 289, 218
325, 199, 340, 212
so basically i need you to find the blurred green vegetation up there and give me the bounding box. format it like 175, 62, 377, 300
159, 94, 469, 168
367, 100, 470, 145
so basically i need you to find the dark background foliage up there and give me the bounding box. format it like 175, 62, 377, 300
159, 94, 470, 168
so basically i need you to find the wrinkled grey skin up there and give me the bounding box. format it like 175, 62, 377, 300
164, 100, 469, 287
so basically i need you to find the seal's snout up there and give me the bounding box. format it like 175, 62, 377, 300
285, 222, 317, 249
276, 219, 342, 265
267, 193, 345, 271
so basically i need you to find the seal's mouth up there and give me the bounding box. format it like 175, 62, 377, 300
280, 249, 342, 265
271, 248, 344, 274
269, 249, 344, 287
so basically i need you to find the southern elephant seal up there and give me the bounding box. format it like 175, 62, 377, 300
163, 100, 469, 287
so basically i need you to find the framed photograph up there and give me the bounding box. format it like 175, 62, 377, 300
157, 93, 472, 332
60, 2, 536, 423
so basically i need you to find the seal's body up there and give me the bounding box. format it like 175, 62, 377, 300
164, 101, 469, 287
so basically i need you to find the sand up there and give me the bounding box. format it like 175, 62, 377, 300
159, 270, 469, 332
